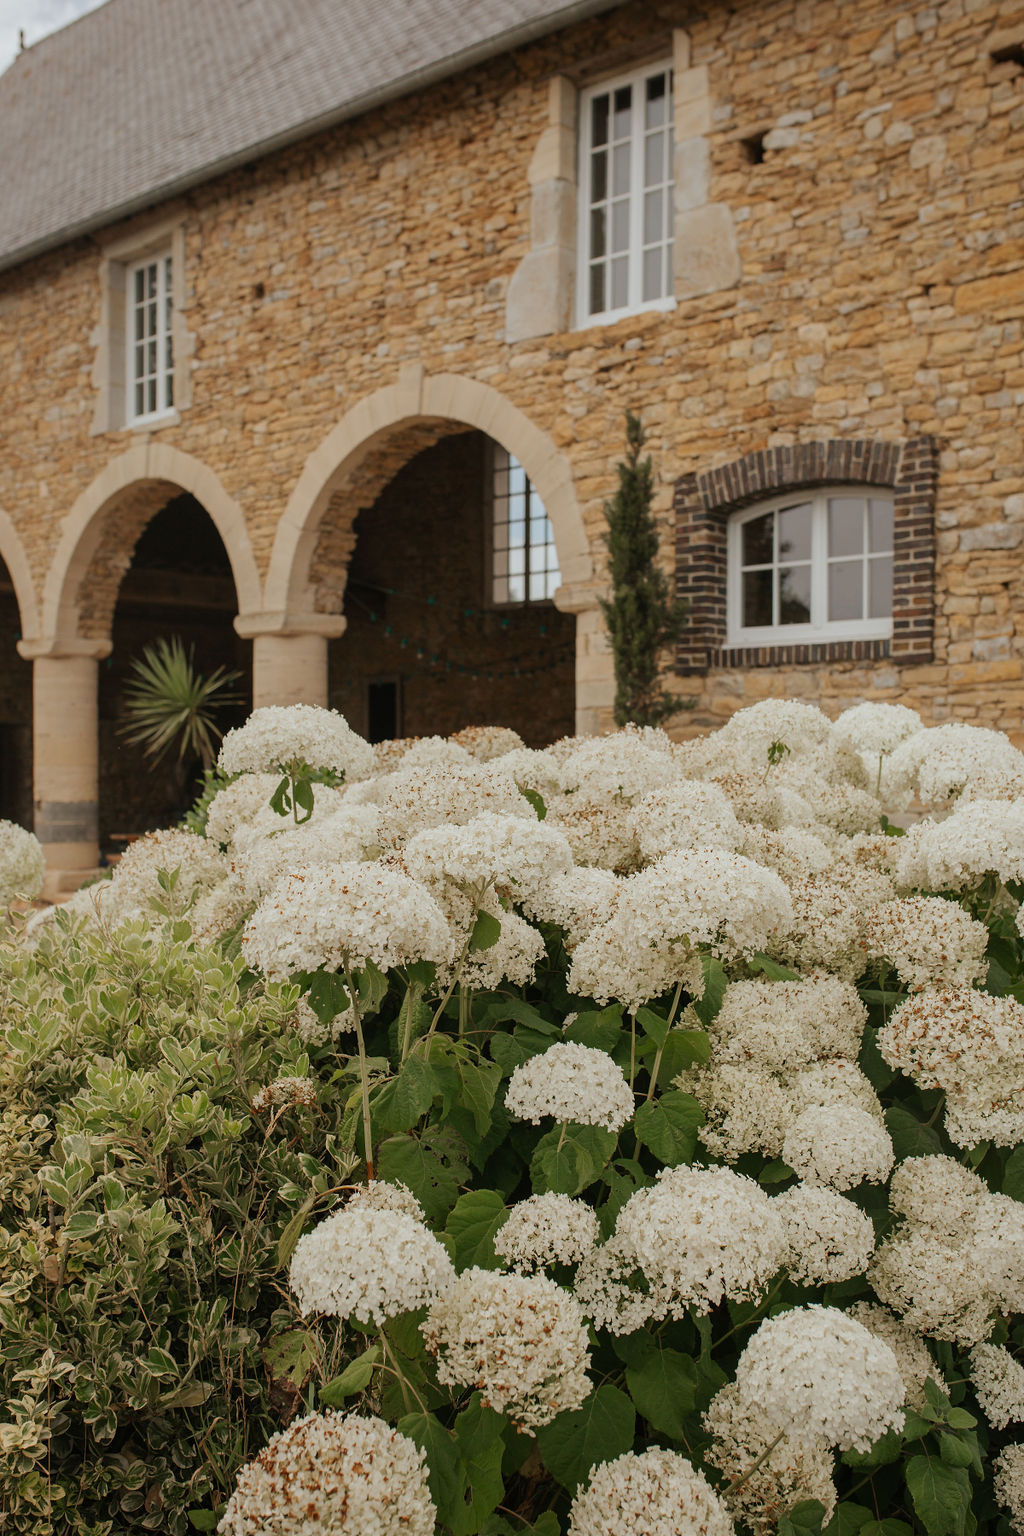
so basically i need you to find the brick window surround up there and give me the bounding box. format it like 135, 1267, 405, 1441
673, 438, 938, 674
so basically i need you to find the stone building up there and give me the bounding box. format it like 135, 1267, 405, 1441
1, 0, 1023, 891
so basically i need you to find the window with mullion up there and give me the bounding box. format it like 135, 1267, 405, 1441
492, 447, 560, 604
127, 253, 174, 422
581, 63, 674, 324
728, 490, 894, 645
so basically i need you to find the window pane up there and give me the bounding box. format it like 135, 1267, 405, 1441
492, 551, 508, 577
590, 206, 607, 260
591, 149, 607, 202
146, 264, 157, 299
869, 498, 894, 553
778, 503, 812, 562
509, 548, 525, 579
743, 568, 773, 628
135, 381, 144, 416
779, 565, 811, 625
612, 199, 629, 253
829, 559, 863, 621
643, 189, 663, 245
147, 378, 156, 414
509, 519, 525, 549
134, 268, 145, 302
529, 515, 548, 546
591, 94, 609, 147
742, 512, 773, 567
166, 371, 174, 409
529, 571, 546, 601
644, 132, 665, 186
493, 523, 508, 551
642, 246, 662, 303
613, 85, 631, 139
610, 256, 628, 310
589, 263, 605, 315
828, 497, 866, 557
869, 556, 894, 619
645, 73, 667, 128
509, 460, 526, 499
612, 143, 630, 197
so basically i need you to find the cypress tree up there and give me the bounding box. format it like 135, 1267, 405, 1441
599, 413, 691, 728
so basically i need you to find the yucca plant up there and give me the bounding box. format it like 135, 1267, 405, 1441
119, 635, 242, 770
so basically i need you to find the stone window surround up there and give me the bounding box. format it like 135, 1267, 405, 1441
505, 28, 742, 343
90, 216, 192, 436
673, 437, 939, 675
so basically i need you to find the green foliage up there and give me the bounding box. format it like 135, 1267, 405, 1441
119, 636, 241, 770
599, 412, 692, 728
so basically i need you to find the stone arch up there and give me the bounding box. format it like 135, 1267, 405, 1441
41, 444, 262, 647
0, 507, 41, 642
263, 370, 594, 624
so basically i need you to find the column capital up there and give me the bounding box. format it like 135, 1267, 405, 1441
18, 636, 112, 661
552, 580, 607, 616
235, 609, 347, 640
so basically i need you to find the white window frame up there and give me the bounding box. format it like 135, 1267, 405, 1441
577, 59, 676, 328
726, 488, 895, 648
489, 445, 561, 606
126, 251, 175, 425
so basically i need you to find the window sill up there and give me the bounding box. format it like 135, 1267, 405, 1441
128, 408, 180, 433
575, 295, 676, 331
710, 637, 892, 669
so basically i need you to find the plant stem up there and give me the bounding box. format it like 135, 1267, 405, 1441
645, 977, 685, 1102
378, 1326, 427, 1413
727, 1428, 788, 1495
343, 960, 375, 1183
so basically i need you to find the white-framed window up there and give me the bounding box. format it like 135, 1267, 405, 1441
126, 252, 174, 422
578, 61, 675, 325
726, 489, 895, 646
491, 447, 560, 604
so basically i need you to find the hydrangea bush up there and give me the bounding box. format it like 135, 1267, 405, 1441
4, 702, 1024, 1534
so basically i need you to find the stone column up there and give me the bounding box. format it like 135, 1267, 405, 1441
236, 613, 347, 710
18, 641, 108, 897
554, 582, 614, 736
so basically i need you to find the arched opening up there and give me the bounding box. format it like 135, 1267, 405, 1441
99, 493, 252, 848
323, 427, 576, 744
0, 556, 33, 826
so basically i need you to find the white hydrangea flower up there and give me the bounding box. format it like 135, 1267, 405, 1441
679, 1061, 793, 1161
628, 780, 743, 860
994, 1443, 1024, 1532
573, 1234, 666, 1334
345, 1180, 426, 1223
738, 824, 834, 885
289, 994, 354, 1046
289, 1207, 453, 1324
569, 849, 793, 1010
496, 745, 563, 798
217, 1411, 435, 1536
703, 1381, 836, 1536
888, 1154, 987, 1232
971, 1343, 1024, 1429
450, 724, 525, 760
233, 804, 381, 901
394, 735, 471, 771
973, 1191, 1024, 1316
782, 1103, 894, 1191
90, 829, 229, 928
187, 873, 252, 945
0, 820, 46, 905
833, 701, 923, 768
379, 761, 534, 845
614, 1166, 786, 1316
879, 988, 1024, 1145
708, 973, 866, 1069
218, 704, 373, 781
766, 876, 865, 981
494, 1193, 600, 1271
505, 1042, 634, 1132
847, 1303, 946, 1411
789, 1060, 885, 1123
403, 812, 573, 901
447, 903, 547, 991
712, 771, 819, 831
242, 861, 453, 978
568, 1448, 735, 1536
776, 1184, 875, 1284
521, 864, 620, 947
421, 1267, 591, 1432
204, 773, 281, 845
896, 799, 1024, 892
733, 1304, 905, 1453
557, 733, 681, 804
716, 699, 835, 764
864, 896, 988, 991
549, 796, 639, 872
251, 1076, 318, 1113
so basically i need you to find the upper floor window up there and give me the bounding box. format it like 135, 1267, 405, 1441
579, 62, 675, 325
491, 447, 560, 603
727, 489, 894, 646
127, 252, 174, 422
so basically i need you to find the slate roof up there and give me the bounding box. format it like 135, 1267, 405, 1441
0, 0, 617, 273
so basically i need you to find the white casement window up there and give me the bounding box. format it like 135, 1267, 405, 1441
491, 447, 560, 604
126, 252, 174, 422
727, 489, 895, 646
578, 61, 675, 325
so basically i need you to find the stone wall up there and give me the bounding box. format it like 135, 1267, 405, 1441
0, 0, 1023, 758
